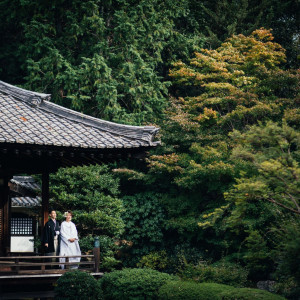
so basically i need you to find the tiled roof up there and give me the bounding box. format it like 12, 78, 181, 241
10, 176, 40, 193
11, 196, 41, 207
0, 81, 160, 150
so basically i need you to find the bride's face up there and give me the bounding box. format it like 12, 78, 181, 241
66, 213, 72, 222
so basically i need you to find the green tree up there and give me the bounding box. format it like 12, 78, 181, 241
199, 121, 299, 279
146, 29, 299, 265
50, 164, 125, 237
0, 0, 203, 125
193, 0, 300, 67
150, 29, 298, 205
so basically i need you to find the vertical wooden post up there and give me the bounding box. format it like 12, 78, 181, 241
42, 171, 49, 226
0, 173, 10, 255
41, 256, 46, 272
15, 258, 20, 272
0, 175, 4, 256
66, 257, 70, 270
93, 247, 100, 272
0, 176, 4, 256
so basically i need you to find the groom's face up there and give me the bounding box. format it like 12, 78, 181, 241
49, 211, 56, 220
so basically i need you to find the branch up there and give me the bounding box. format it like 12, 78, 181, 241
284, 192, 300, 212
273, 174, 300, 211
267, 198, 300, 215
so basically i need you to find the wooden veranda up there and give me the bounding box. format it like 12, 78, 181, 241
0, 251, 102, 298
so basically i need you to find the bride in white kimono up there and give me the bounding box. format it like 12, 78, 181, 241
59, 211, 81, 269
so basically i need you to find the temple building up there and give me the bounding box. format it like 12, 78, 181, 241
0, 80, 160, 255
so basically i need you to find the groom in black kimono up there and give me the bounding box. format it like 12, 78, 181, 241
42, 209, 60, 259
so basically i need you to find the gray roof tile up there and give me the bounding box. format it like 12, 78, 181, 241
0, 81, 160, 150
11, 196, 41, 207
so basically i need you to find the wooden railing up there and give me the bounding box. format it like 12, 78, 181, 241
0, 248, 100, 275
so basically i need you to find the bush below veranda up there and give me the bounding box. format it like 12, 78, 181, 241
100, 268, 178, 299
55, 270, 103, 300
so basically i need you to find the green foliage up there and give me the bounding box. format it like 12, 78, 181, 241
158, 281, 234, 300
100, 268, 177, 300
50, 164, 124, 238
243, 231, 273, 278
137, 251, 169, 271
144, 30, 299, 275
159, 281, 285, 300
273, 277, 300, 300
55, 270, 103, 300
199, 121, 299, 280
195, 0, 300, 66
177, 260, 248, 288
121, 192, 166, 264
141, 29, 299, 286
220, 287, 286, 300
224, 121, 299, 225
51, 164, 125, 270
169, 29, 289, 133
79, 235, 121, 271
272, 219, 300, 298
78, 235, 95, 253
0, 0, 205, 125
150, 30, 298, 204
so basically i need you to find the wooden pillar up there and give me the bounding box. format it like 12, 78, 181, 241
42, 171, 49, 226
93, 247, 100, 272
0, 177, 3, 256
0, 172, 10, 255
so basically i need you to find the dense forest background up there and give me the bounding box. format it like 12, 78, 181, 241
0, 0, 299, 298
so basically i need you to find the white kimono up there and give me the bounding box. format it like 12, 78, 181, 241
59, 221, 81, 269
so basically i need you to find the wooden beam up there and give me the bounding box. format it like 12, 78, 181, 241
42, 171, 49, 226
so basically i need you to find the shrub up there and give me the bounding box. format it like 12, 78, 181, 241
158, 281, 234, 300
220, 288, 286, 300
121, 192, 166, 266
79, 235, 95, 253
274, 277, 300, 300
100, 268, 177, 299
79, 235, 122, 271
55, 270, 103, 300
137, 251, 169, 271
159, 281, 286, 300
178, 260, 248, 287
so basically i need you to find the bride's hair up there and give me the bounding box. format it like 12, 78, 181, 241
63, 210, 73, 217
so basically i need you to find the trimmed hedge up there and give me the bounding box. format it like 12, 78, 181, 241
220, 288, 286, 300
158, 281, 234, 300
158, 281, 286, 300
55, 270, 103, 300
100, 268, 178, 299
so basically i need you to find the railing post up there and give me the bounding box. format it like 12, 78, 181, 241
93, 237, 100, 272
41, 256, 45, 273
66, 257, 69, 270
15, 258, 19, 273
